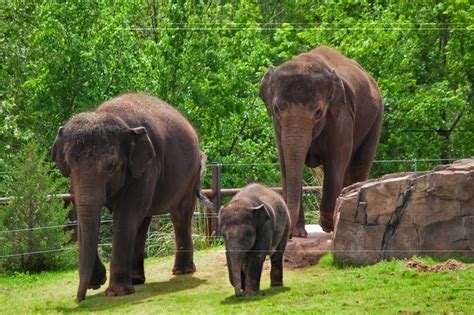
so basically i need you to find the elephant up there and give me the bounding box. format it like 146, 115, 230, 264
260, 46, 383, 236
51, 93, 203, 302
219, 183, 291, 296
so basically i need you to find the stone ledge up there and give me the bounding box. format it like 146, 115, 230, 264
283, 224, 332, 268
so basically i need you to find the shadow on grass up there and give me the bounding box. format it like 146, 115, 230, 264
220, 286, 290, 305
55, 275, 206, 313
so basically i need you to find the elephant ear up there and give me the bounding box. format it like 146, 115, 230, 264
327, 69, 355, 120
129, 127, 157, 178
251, 204, 275, 231
252, 204, 274, 249
51, 127, 71, 177
259, 66, 275, 116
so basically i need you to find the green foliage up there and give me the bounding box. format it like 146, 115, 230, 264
3, 1, 472, 178
294, 0, 473, 174
1, 0, 473, 272
0, 142, 74, 273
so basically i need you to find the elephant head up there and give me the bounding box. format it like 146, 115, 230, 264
260, 61, 354, 234
51, 112, 156, 301
219, 201, 273, 296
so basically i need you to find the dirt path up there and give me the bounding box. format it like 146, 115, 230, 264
283, 224, 333, 269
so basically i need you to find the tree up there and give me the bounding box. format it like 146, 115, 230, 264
0, 142, 72, 272
1, 0, 472, 181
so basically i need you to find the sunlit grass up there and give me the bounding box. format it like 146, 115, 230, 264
0, 247, 472, 314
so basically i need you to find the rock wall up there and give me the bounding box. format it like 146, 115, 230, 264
333, 158, 474, 264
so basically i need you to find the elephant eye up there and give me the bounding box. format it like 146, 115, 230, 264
105, 163, 116, 174
273, 105, 281, 117
314, 109, 323, 120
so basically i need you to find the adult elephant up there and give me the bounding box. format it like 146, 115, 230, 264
52, 93, 203, 302
260, 46, 383, 237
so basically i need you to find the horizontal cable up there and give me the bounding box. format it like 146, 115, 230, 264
0, 214, 220, 234
122, 26, 471, 31
0, 158, 468, 175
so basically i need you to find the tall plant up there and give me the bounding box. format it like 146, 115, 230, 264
0, 142, 73, 273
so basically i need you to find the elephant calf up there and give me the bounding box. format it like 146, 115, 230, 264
219, 183, 291, 296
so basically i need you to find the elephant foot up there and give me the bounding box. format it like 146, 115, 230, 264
131, 274, 146, 285
319, 215, 334, 233
270, 281, 283, 287
244, 290, 261, 296
88, 274, 107, 290
89, 264, 107, 289
105, 283, 135, 297
172, 263, 196, 275
291, 226, 308, 238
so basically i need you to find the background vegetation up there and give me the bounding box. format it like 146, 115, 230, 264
0, 142, 75, 273
2, 1, 472, 182
1, 1, 473, 273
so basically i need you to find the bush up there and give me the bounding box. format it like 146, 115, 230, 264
0, 142, 75, 273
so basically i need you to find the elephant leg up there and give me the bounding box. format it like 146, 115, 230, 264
171, 195, 196, 275
241, 255, 248, 291
244, 252, 266, 295
320, 159, 349, 233
88, 250, 107, 289
106, 210, 140, 297
345, 118, 383, 186
131, 216, 151, 285
295, 193, 308, 238
270, 241, 287, 287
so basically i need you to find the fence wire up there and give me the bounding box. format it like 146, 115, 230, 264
0, 158, 469, 260
0, 211, 222, 259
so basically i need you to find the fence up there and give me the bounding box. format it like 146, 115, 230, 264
0, 163, 321, 260
0, 158, 462, 260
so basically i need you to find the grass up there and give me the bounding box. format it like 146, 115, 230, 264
0, 248, 473, 314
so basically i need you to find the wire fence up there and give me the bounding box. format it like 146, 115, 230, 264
0, 210, 219, 260
0, 158, 468, 261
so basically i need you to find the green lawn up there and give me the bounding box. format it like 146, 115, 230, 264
0, 248, 472, 314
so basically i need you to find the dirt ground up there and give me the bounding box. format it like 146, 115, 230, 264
283, 224, 333, 269
406, 259, 467, 272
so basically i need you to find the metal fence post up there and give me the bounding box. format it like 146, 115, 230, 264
207, 163, 221, 241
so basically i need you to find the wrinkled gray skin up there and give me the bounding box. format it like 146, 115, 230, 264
260, 46, 383, 236
219, 183, 291, 297
52, 93, 201, 302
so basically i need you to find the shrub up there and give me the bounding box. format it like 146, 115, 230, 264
0, 142, 75, 273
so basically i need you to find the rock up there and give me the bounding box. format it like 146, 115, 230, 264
283, 225, 332, 268
333, 158, 474, 264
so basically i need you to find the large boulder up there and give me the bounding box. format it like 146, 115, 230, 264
333, 158, 474, 264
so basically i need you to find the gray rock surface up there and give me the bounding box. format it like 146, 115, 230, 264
333, 158, 474, 264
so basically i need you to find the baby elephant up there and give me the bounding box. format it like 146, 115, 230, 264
219, 183, 291, 296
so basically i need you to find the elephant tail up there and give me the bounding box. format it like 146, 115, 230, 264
195, 150, 213, 208
196, 190, 213, 209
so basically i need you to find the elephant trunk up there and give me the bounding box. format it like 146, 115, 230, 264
74, 183, 105, 302
228, 250, 246, 297
281, 119, 313, 234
